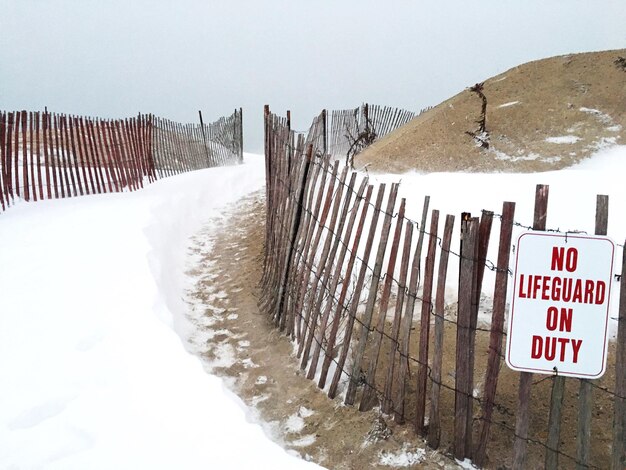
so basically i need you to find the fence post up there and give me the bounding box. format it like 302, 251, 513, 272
198, 110, 211, 168
573, 194, 608, 468
20, 111, 29, 201
239, 107, 244, 163
513, 184, 549, 470
545, 376, 565, 469
322, 109, 327, 156
474, 201, 515, 467
6, 112, 15, 201
464, 210, 493, 455
454, 213, 479, 460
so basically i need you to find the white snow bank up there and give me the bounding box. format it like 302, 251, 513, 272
545, 135, 581, 144
0, 155, 320, 469
497, 101, 519, 108
579, 107, 613, 124
379, 444, 426, 466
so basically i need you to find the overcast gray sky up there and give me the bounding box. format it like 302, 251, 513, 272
2, 0, 625, 153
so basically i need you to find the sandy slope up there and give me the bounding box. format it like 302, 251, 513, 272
357, 49, 626, 173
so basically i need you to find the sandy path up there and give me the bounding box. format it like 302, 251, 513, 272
181, 192, 460, 470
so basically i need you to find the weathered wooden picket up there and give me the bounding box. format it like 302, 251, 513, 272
0, 108, 243, 212
260, 106, 626, 469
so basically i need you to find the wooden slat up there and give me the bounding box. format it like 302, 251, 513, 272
33, 112, 43, 200
513, 183, 549, 470
428, 214, 455, 449
29, 112, 36, 201
42, 112, 52, 199
474, 202, 515, 467
575, 194, 608, 469
6, 112, 15, 201
546, 375, 565, 469
53, 114, 66, 198
465, 210, 493, 454
48, 112, 61, 198
454, 215, 479, 460
133, 116, 147, 181
13, 111, 20, 199
394, 195, 430, 424
415, 209, 440, 433
0, 112, 6, 209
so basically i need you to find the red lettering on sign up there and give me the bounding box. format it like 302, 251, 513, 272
518, 275, 605, 305
572, 339, 583, 363
545, 306, 572, 332
551, 246, 578, 272
530, 335, 583, 363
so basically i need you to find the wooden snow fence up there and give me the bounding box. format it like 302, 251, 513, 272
298, 104, 416, 162
260, 106, 626, 469
0, 108, 243, 212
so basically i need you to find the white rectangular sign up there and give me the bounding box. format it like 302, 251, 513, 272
506, 232, 614, 378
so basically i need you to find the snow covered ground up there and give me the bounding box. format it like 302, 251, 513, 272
1, 145, 625, 469
0, 155, 320, 469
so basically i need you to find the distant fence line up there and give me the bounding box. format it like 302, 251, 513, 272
301, 103, 415, 165
260, 105, 626, 469
0, 108, 243, 212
